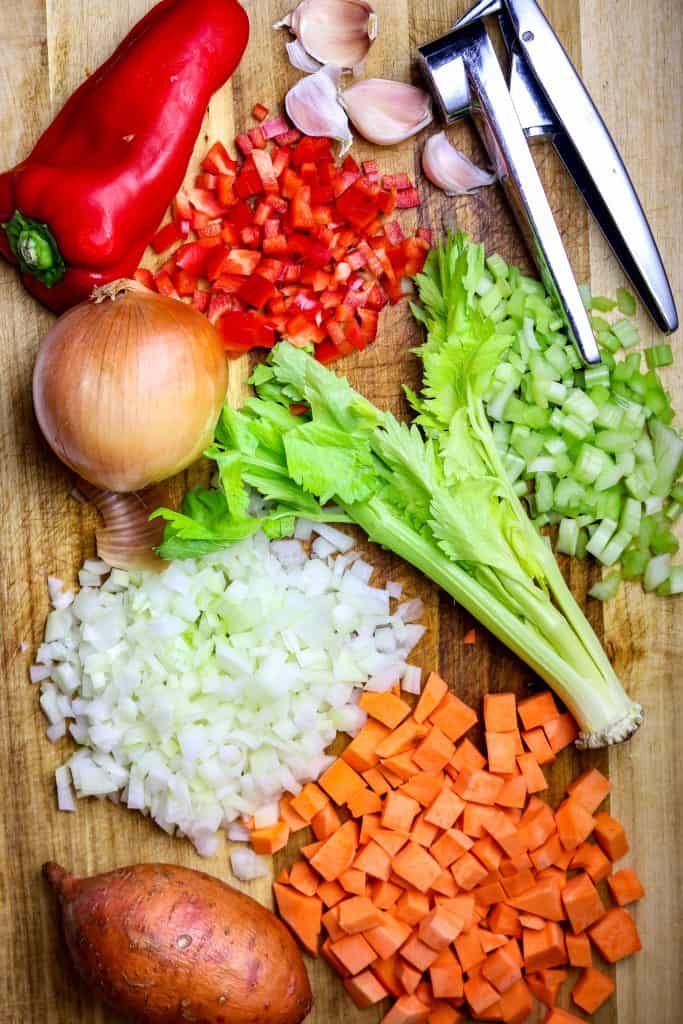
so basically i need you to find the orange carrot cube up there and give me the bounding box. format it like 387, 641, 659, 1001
521, 728, 555, 765
451, 737, 487, 773
554, 798, 595, 851
481, 939, 523, 993
382, 790, 421, 832
318, 879, 346, 908
392, 841, 442, 892
338, 895, 384, 934
430, 693, 478, 742
588, 907, 642, 962
517, 692, 559, 730
339, 867, 367, 896
289, 859, 320, 897
343, 720, 391, 772
348, 787, 383, 818
486, 732, 518, 774
413, 725, 455, 772
565, 931, 592, 967
453, 769, 504, 805
400, 770, 445, 807
330, 932, 377, 974
607, 867, 645, 906
343, 968, 388, 1008
429, 946, 464, 999
522, 921, 567, 970
396, 958, 422, 994
516, 753, 548, 794
561, 872, 606, 933
566, 767, 611, 813
483, 693, 517, 732
414, 671, 449, 723
379, 994, 431, 1024
454, 926, 486, 972
359, 691, 412, 729
464, 973, 500, 1014
543, 713, 578, 753
452, 852, 489, 891
593, 812, 629, 861
418, 905, 464, 950
424, 787, 465, 830
312, 801, 342, 840
569, 841, 612, 883
401, 931, 440, 970
571, 966, 615, 1014
365, 912, 412, 959
318, 758, 365, 806
354, 839, 393, 881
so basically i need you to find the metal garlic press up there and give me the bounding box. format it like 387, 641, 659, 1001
418, 0, 679, 365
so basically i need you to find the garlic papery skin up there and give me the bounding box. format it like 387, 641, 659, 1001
341, 79, 433, 146
422, 130, 496, 195
285, 65, 353, 155
276, 0, 377, 71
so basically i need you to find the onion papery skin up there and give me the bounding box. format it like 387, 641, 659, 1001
33, 281, 228, 493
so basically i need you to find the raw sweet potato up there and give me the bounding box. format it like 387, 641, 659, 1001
44, 862, 312, 1024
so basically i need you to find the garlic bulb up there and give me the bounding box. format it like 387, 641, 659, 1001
276, 0, 377, 71
341, 79, 432, 146
422, 130, 496, 195
285, 64, 353, 154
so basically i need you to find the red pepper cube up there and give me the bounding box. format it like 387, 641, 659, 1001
150, 221, 184, 254
202, 141, 237, 175
239, 274, 276, 310
251, 102, 269, 122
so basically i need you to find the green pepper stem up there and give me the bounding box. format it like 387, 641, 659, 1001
2, 210, 65, 287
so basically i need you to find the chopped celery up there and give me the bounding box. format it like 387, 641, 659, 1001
616, 287, 637, 316
586, 518, 618, 559
644, 554, 671, 592
557, 517, 579, 556
589, 572, 621, 601
612, 320, 640, 348
645, 344, 673, 369
621, 548, 648, 580
620, 498, 641, 536
599, 529, 633, 566
574, 444, 606, 484
657, 567, 683, 595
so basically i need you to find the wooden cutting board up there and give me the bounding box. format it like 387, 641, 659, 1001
0, 2, 680, 1022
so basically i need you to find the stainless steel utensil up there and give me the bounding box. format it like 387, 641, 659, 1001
419, 0, 678, 365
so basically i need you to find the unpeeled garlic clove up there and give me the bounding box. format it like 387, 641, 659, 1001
421, 130, 496, 195
276, 0, 377, 71
340, 78, 433, 146
285, 64, 353, 154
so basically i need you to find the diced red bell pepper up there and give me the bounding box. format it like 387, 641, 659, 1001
240, 225, 262, 248
134, 267, 156, 290
221, 223, 239, 246
239, 273, 276, 309
251, 150, 279, 194
227, 200, 254, 231
154, 270, 178, 298
172, 189, 193, 224
357, 307, 379, 345
213, 274, 247, 294
217, 174, 236, 207
281, 168, 304, 200
248, 126, 266, 150
196, 220, 223, 239
395, 187, 421, 209
174, 242, 211, 277
263, 218, 281, 239
172, 267, 198, 297
273, 128, 302, 146
251, 102, 269, 122
188, 189, 225, 218
262, 234, 288, 256
195, 173, 218, 190
235, 133, 253, 156
315, 338, 343, 364
202, 141, 237, 175
192, 288, 210, 313
205, 245, 229, 282
335, 180, 380, 229
221, 248, 262, 275
286, 314, 326, 347
271, 147, 291, 178
151, 220, 185, 254
218, 310, 276, 354
235, 168, 263, 199
257, 257, 285, 282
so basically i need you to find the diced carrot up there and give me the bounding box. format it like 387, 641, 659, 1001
430, 693, 478, 742
517, 692, 559, 730
497, 775, 528, 809
344, 720, 391, 772
380, 994, 431, 1024
451, 852, 489, 892
516, 754, 548, 794
274, 867, 289, 884
498, 978, 533, 1024
371, 879, 403, 910
487, 904, 521, 939
377, 719, 423, 759
396, 958, 423, 994
538, 1009, 584, 1024
526, 969, 567, 1008
393, 842, 442, 893
344, 968, 389, 1008
511, 878, 564, 921
453, 769, 504, 805
543, 713, 578, 753
330, 932, 377, 975
419, 905, 464, 950
401, 931, 440, 970
486, 732, 518, 775
300, 839, 325, 861
401, 771, 445, 807
607, 867, 645, 906
383, 790, 421, 832
340, 868, 367, 896
413, 725, 455, 772
428, 1001, 463, 1024
321, 934, 350, 975
318, 878, 346, 908
529, 834, 563, 872
371, 953, 404, 997
358, 814, 381, 848
479, 929, 508, 953
339, 894, 384, 934
374, 828, 411, 857
565, 930, 592, 966
348, 787, 383, 818
566, 767, 611, 813
365, 911, 412, 959
312, 801, 342, 840
431, 869, 459, 898
588, 906, 641, 962
517, 913, 545, 931
536, 867, 567, 891
383, 751, 421, 781
395, 890, 431, 926
460, 804, 499, 840
451, 737, 487, 773
483, 693, 517, 733
473, 881, 506, 908
569, 840, 612, 882
414, 672, 449, 723
471, 836, 503, 873
250, 820, 290, 854
500, 869, 535, 898
411, 810, 441, 848
319, 758, 365, 806
522, 922, 567, 970
593, 811, 629, 861
429, 946, 464, 999
463, 628, 477, 646
360, 691, 413, 729
424, 788, 465, 830
289, 859, 320, 896
521, 728, 555, 766
290, 781, 329, 821
561, 872, 605, 933
481, 940, 523, 993
322, 903, 345, 941
273, 883, 322, 956
554, 798, 595, 851
311, 819, 359, 881
354, 839, 393, 880
464, 974, 500, 1015
279, 793, 310, 832
571, 966, 615, 1014
363, 766, 392, 795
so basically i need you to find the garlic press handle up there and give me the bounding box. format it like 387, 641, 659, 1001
420, 24, 601, 364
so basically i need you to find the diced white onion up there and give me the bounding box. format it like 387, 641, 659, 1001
397, 598, 425, 623
230, 847, 271, 881
55, 765, 76, 812
386, 581, 403, 600
46, 721, 66, 743
401, 664, 422, 695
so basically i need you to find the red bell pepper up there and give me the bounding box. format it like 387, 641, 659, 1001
0, 0, 248, 312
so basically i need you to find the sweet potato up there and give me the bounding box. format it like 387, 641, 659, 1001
44, 862, 312, 1024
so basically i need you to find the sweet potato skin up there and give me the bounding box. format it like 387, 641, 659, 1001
44, 862, 312, 1024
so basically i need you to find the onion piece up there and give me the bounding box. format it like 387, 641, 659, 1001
74, 481, 172, 572
341, 78, 432, 145
276, 0, 377, 71
422, 130, 496, 195
230, 847, 271, 881
285, 64, 353, 155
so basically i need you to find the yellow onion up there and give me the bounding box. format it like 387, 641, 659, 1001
33, 280, 228, 493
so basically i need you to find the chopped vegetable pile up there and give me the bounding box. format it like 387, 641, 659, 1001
155, 234, 642, 749
273, 680, 644, 1024
472, 255, 682, 600
136, 120, 429, 363
33, 531, 427, 856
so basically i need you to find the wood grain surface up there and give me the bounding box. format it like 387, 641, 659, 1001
0, 1, 681, 1022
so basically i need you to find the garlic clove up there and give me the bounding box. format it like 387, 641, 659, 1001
277, 0, 377, 71
421, 130, 496, 195
285, 64, 353, 155
340, 78, 433, 146
286, 38, 322, 74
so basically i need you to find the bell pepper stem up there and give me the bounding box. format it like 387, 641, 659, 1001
2, 210, 66, 287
